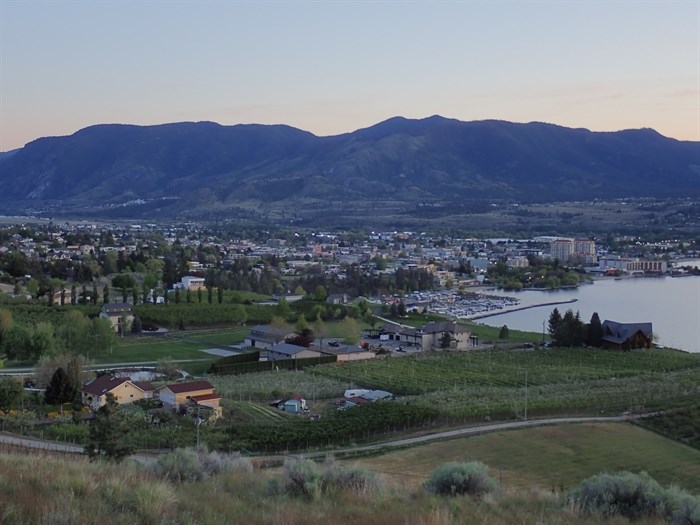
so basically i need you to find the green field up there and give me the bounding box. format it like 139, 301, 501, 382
309, 347, 700, 419
88, 327, 250, 371
352, 422, 700, 493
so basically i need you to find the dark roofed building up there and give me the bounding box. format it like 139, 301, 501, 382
244, 325, 296, 350
99, 303, 134, 333
601, 320, 653, 350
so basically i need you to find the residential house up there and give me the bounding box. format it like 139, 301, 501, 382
381, 321, 473, 351
601, 320, 653, 350
81, 375, 154, 410
174, 276, 206, 291
326, 293, 349, 305
157, 380, 218, 408
99, 303, 134, 333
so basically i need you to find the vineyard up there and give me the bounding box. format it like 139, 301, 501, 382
209, 370, 347, 401
309, 347, 700, 395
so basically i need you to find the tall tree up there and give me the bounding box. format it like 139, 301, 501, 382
44, 367, 78, 405
588, 312, 603, 347
547, 308, 562, 338
102, 284, 110, 304
217, 286, 223, 304
85, 393, 135, 462
440, 331, 453, 349
498, 325, 510, 340
340, 316, 360, 345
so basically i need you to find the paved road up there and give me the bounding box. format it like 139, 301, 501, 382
0, 432, 83, 453
0, 414, 649, 462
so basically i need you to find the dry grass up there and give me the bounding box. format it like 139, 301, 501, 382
0, 450, 675, 525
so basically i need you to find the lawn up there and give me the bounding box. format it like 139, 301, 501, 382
351, 422, 700, 493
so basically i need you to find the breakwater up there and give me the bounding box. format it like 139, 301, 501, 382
468, 298, 578, 320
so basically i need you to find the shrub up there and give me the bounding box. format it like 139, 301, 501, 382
280, 458, 386, 500
424, 461, 497, 497
149, 447, 253, 483
665, 486, 700, 525
283, 458, 322, 498
568, 471, 668, 520
321, 458, 385, 498
150, 448, 205, 483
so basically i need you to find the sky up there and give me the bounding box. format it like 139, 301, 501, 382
0, 0, 698, 151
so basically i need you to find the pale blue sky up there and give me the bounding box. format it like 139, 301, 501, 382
1, 0, 698, 151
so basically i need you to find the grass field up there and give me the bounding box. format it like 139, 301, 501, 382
87, 327, 250, 373
351, 422, 700, 493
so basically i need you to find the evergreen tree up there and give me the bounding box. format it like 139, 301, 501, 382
131, 287, 138, 305
85, 393, 135, 462
499, 325, 510, 340
397, 300, 407, 316
102, 284, 109, 304
547, 308, 562, 338
92, 284, 98, 305
208, 286, 213, 304
174, 288, 180, 304
197, 288, 202, 303
217, 286, 223, 304
186, 288, 192, 304
70, 284, 77, 305
44, 367, 77, 405
131, 316, 143, 334
588, 312, 603, 347
440, 332, 453, 349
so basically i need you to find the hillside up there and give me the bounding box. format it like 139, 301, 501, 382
0, 116, 698, 222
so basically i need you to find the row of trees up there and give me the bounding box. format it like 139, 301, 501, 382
547, 308, 604, 347
0, 309, 117, 363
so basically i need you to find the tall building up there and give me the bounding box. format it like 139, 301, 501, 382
550, 239, 573, 263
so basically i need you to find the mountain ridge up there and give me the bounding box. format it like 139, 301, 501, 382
0, 116, 697, 220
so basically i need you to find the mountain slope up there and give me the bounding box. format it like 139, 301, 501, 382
0, 116, 697, 218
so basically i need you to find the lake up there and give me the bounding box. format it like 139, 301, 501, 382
479, 270, 700, 353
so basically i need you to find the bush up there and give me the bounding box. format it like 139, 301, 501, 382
568, 471, 668, 520
149, 447, 253, 483
321, 458, 385, 498
283, 458, 322, 498
665, 486, 700, 525
279, 458, 385, 500
424, 461, 497, 497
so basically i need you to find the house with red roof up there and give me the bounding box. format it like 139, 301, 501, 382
156, 380, 222, 418
81, 375, 155, 410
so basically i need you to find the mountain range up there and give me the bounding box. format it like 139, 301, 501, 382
0, 116, 698, 221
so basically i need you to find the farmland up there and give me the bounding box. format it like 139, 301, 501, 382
351, 422, 700, 493
210, 370, 347, 401
309, 347, 700, 420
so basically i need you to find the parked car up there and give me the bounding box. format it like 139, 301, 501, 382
328, 341, 340, 347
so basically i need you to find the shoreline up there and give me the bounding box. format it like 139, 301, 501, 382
467, 298, 578, 320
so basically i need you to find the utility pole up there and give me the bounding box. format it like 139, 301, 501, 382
524, 369, 528, 421
542, 320, 545, 345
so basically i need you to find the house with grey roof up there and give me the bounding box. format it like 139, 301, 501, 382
244, 325, 296, 350
601, 320, 653, 350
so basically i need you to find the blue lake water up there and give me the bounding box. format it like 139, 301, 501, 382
479, 272, 700, 353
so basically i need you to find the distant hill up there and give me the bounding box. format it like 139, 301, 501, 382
0, 116, 697, 221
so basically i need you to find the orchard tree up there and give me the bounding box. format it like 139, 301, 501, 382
0, 377, 21, 411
